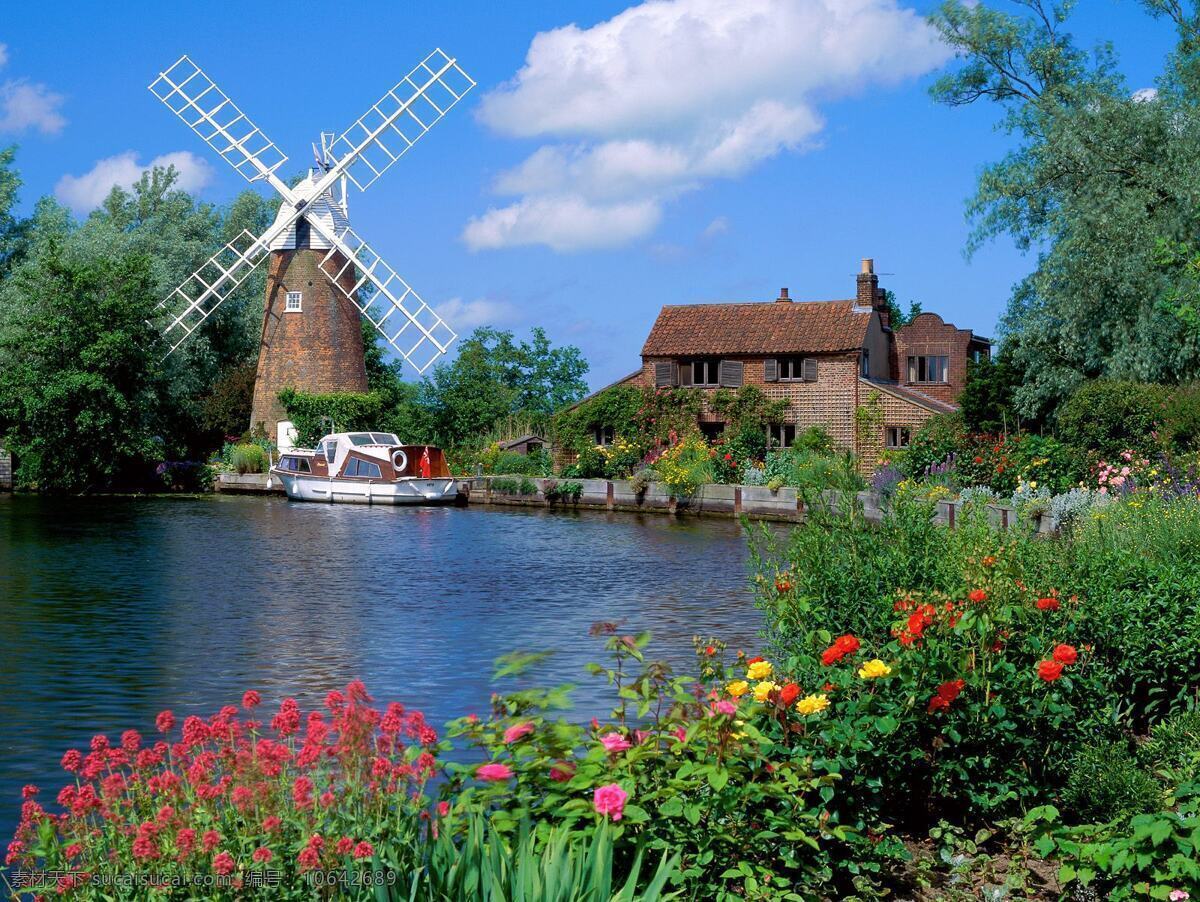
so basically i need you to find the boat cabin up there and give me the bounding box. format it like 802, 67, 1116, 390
275, 432, 450, 482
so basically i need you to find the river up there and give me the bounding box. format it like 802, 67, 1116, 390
0, 493, 765, 840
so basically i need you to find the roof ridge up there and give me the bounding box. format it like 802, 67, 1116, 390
660, 298, 857, 309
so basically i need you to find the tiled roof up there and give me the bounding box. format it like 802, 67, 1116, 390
641, 300, 872, 357
860, 377, 959, 415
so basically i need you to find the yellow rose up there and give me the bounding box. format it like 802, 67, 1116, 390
752, 680, 778, 703
746, 660, 772, 680
795, 694, 830, 716
858, 659, 892, 680
726, 680, 749, 698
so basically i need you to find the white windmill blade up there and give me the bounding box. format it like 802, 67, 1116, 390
153, 230, 270, 355
148, 56, 290, 190
325, 49, 475, 193
311, 224, 456, 374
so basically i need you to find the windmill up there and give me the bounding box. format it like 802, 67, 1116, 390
147, 50, 475, 441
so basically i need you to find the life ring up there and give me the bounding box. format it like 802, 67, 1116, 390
391, 449, 409, 472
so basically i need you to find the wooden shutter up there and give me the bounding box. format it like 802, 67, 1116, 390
680, 361, 693, 386
719, 359, 744, 388
654, 361, 677, 388
801, 358, 818, 382
764, 359, 778, 382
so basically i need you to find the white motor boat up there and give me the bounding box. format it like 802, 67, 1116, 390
269, 431, 458, 505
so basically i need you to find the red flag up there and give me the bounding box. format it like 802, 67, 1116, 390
419, 446, 431, 478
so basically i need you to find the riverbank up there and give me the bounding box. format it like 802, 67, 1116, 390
212, 471, 1054, 532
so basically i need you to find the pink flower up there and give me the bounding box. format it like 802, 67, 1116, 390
593, 783, 629, 821
437, 801, 450, 817
155, 710, 175, 733
476, 763, 514, 781
212, 851, 235, 875
673, 727, 687, 744
242, 690, 261, 710
353, 841, 374, 860
600, 732, 631, 753
549, 761, 576, 782
262, 816, 281, 832
715, 700, 737, 716
335, 836, 354, 855
503, 722, 535, 744
1169, 891, 1189, 901
252, 846, 273, 863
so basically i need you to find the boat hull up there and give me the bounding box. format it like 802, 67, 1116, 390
271, 471, 459, 505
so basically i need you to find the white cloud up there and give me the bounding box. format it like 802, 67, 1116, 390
464, 195, 662, 252
0, 44, 66, 136
702, 216, 730, 239
55, 151, 214, 215
467, 0, 949, 252
1132, 87, 1158, 103
433, 296, 520, 331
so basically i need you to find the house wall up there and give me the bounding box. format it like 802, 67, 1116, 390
855, 381, 943, 474
642, 353, 863, 452
891, 313, 980, 404
862, 313, 891, 380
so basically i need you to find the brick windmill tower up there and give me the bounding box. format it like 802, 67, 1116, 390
146, 51, 475, 442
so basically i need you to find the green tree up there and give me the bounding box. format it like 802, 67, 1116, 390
930, 0, 1200, 418
416, 326, 589, 446
882, 289, 923, 328
959, 345, 1026, 433
0, 232, 162, 492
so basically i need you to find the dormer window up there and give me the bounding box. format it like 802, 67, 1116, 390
285, 291, 302, 313
861, 349, 870, 377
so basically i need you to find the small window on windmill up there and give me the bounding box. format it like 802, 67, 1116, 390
285, 291, 303, 313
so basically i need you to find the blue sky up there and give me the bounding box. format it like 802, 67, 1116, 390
0, 0, 1181, 388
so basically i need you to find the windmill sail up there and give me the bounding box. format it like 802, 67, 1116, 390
327, 49, 475, 192
149, 56, 288, 185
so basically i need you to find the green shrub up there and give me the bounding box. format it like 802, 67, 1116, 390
1055, 380, 1168, 459
1026, 786, 1200, 900
793, 426, 835, 455
230, 443, 268, 475
762, 448, 862, 497
544, 479, 583, 503
1140, 712, 1200, 786
276, 388, 385, 446
490, 449, 552, 477
1063, 742, 1163, 824
903, 414, 969, 478
628, 468, 656, 495
1162, 382, 1200, 453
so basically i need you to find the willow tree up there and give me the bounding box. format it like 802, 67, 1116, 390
931, 0, 1200, 418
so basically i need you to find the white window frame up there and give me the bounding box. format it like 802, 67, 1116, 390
285, 291, 303, 313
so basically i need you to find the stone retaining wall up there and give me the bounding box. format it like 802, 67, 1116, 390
0, 449, 11, 492
463, 476, 1055, 532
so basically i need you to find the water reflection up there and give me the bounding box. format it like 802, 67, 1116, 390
0, 494, 765, 838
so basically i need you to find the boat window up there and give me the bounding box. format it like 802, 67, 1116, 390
345, 458, 381, 479
324, 441, 337, 464
371, 432, 399, 444
348, 433, 375, 446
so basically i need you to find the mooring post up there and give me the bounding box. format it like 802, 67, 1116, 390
607, 481, 614, 511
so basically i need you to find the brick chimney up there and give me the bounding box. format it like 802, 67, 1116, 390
776, 287, 791, 303
857, 258, 889, 329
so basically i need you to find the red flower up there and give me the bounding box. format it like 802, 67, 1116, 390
704, 645, 716, 656
820, 634, 860, 666
202, 830, 221, 852
61, 749, 82, 772
724, 453, 733, 461
1052, 644, 1078, 665
549, 761, 576, 782
252, 847, 273, 863
262, 816, 281, 833
1036, 596, 1061, 611
297, 846, 321, 871
968, 588, 987, 603
155, 710, 175, 734
212, 851, 235, 875
747, 656, 764, 665
352, 841, 374, 860
1037, 660, 1064, 682
335, 837, 354, 855
779, 683, 800, 706
242, 690, 261, 710
927, 678, 965, 714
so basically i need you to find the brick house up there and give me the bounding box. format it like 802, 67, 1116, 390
584, 259, 988, 472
